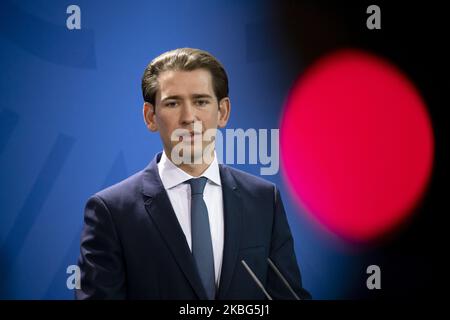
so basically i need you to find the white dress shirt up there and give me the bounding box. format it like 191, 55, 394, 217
157, 150, 224, 285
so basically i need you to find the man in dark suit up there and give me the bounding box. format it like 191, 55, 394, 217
76, 48, 311, 300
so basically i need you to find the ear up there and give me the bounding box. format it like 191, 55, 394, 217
217, 97, 231, 128
143, 102, 158, 132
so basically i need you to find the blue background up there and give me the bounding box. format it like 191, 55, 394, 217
0, 0, 363, 299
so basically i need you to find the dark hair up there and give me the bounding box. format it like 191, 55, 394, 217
141, 48, 229, 105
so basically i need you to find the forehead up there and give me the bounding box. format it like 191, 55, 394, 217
157, 69, 214, 98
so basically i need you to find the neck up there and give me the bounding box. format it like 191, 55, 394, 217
165, 148, 215, 177
178, 162, 210, 177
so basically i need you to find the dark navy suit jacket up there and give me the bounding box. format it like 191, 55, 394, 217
76, 152, 311, 299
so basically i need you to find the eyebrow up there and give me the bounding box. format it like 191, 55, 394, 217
191, 94, 213, 99
161, 94, 214, 102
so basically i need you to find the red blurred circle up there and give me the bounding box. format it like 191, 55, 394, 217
280, 49, 434, 242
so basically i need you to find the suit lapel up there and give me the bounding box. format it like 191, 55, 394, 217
141, 153, 208, 300
216, 164, 243, 299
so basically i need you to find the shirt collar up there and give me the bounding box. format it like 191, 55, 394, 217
157, 150, 222, 190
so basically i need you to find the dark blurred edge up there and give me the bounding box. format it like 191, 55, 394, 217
267, 0, 448, 299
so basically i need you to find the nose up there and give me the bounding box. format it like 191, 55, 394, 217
180, 102, 197, 126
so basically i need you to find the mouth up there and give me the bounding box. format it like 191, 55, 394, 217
178, 131, 203, 142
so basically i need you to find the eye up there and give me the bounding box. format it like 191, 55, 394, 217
195, 99, 209, 106
164, 101, 178, 108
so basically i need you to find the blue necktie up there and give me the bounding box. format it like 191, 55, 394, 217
188, 177, 216, 300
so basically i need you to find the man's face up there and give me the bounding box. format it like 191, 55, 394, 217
143, 68, 230, 164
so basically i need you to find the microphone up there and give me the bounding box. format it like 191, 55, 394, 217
241, 258, 302, 300
241, 260, 273, 300
267, 258, 301, 300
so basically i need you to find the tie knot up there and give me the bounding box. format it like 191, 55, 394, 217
188, 177, 208, 195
